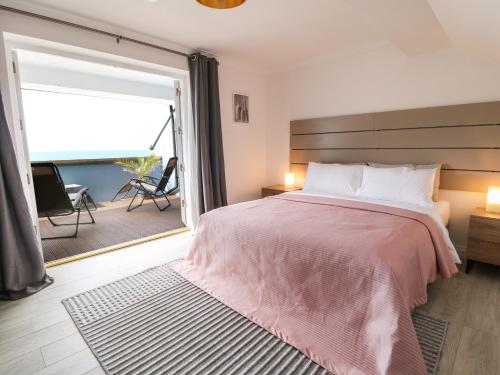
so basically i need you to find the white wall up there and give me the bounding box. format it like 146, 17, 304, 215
218, 63, 268, 204
266, 42, 500, 251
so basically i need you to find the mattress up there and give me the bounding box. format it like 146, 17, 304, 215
435, 200, 450, 227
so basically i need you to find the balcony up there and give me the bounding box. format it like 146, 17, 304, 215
32, 152, 185, 264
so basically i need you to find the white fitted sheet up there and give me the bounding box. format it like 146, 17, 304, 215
435, 200, 451, 227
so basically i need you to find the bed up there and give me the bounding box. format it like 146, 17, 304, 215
172, 164, 459, 375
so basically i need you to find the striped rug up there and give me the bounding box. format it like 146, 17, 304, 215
62, 264, 447, 375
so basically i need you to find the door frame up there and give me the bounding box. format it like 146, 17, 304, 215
3, 34, 195, 247
10, 49, 42, 249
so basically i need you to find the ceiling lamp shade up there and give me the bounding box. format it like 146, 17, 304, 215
196, 0, 246, 9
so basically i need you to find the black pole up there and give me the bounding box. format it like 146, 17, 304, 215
0, 5, 190, 58
168, 105, 180, 195
149, 108, 174, 151
149, 105, 179, 195
169, 105, 177, 158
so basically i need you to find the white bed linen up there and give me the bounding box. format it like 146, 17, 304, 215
303, 162, 363, 197
358, 166, 436, 207
435, 200, 450, 227
285, 191, 460, 264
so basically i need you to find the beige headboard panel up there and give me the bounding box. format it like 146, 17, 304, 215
290, 101, 500, 192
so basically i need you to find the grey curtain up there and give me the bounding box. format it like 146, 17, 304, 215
188, 53, 227, 214
0, 89, 53, 300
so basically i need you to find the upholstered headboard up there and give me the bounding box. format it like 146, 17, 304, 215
290, 101, 500, 192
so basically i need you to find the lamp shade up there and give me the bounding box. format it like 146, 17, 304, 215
196, 0, 246, 9
486, 186, 500, 213
284, 172, 296, 188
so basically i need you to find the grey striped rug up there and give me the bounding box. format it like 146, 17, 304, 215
62, 264, 447, 375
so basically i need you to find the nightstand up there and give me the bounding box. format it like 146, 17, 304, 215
261, 185, 301, 198
465, 208, 500, 273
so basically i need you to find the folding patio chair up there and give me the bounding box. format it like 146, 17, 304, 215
125, 156, 178, 212
31, 163, 96, 240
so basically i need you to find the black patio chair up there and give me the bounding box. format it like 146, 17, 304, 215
124, 157, 178, 212
31, 163, 96, 240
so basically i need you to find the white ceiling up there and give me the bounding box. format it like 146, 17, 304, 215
16, 49, 175, 86
12, 0, 500, 70
16, 49, 176, 100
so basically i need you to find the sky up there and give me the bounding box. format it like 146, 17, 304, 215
22, 88, 175, 160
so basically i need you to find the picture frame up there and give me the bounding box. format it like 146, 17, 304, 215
233, 93, 249, 124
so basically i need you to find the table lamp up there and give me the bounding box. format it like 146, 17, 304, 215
486, 186, 500, 213
284, 172, 295, 188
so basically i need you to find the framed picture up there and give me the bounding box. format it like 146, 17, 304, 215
233, 93, 249, 124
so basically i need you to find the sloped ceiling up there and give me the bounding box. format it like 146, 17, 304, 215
348, 0, 452, 56
4, 0, 500, 70
429, 0, 500, 63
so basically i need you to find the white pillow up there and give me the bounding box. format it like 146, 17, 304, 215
368, 162, 442, 201
358, 166, 436, 207
303, 162, 363, 197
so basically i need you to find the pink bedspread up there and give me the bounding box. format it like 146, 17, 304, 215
171, 195, 458, 374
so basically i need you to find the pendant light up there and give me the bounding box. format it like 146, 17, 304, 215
196, 0, 246, 9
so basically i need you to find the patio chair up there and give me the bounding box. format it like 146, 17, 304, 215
31, 163, 96, 240
125, 156, 178, 212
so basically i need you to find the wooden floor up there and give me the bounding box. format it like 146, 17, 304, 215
39, 197, 184, 262
0, 232, 193, 375
415, 262, 500, 375
0, 233, 499, 375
